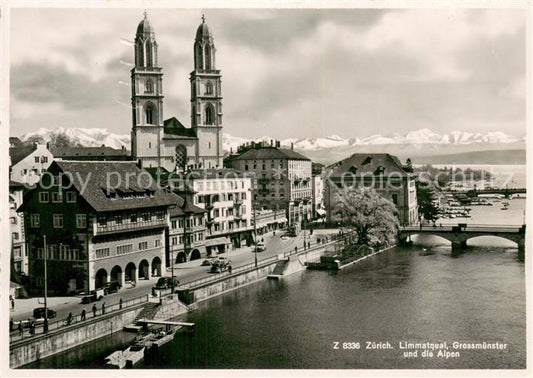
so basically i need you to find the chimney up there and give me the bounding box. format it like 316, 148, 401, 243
291, 142, 294, 150
276, 141, 280, 148
46, 142, 50, 149
270, 139, 273, 146
230, 147, 233, 154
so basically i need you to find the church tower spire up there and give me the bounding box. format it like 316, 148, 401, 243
131, 11, 164, 169
190, 15, 223, 169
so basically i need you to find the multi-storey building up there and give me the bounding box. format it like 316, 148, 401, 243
10, 181, 27, 275
131, 13, 223, 171
19, 161, 181, 295
168, 198, 207, 264
51, 146, 130, 161
311, 163, 326, 220
227, 143, 313, 230
9, 143, 53, 185
170, 169, 254, 252
324, 153, 418, 225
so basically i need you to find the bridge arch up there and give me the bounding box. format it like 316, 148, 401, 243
463, 234, 522, 248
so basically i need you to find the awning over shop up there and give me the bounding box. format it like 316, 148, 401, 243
206, 237, 231, 247
276, 217, 288, 223
255, 222, 268, 228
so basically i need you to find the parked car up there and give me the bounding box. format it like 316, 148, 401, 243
154, 277, 180, 290
32, 307, 57, 319
104, 281, 121, 295
254, 242, 266, 252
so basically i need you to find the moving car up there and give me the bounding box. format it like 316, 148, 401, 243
201, 257, 217, 266
32, 307, 57, 319
210, 258, 231, 273
81, 290, 104, 304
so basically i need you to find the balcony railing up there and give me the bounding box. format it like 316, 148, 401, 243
95, 218, 167, 234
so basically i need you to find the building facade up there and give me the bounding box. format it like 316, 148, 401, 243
9, 144, 53, 185
226, 143, 313, 230
171, 169, 254, 252
168, 199, 207, 264
324, 153, 418, 226
20, 161, 181, 295
131, 13, 223, 172
10, 181, 27, 275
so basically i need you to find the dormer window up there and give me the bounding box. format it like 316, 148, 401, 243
348, 165, 358, 175
375, 165, 385, 175
362, 156, 372, 165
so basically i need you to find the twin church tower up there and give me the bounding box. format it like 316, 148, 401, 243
131, 13, 223, 171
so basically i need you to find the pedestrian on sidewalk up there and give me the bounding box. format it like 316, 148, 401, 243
102, 302, 106, 315
10, 295, 14, 310
228, 265, 232, 274
92, 304, 97, 317
10, 318, 13, 332
119, 298, 123, 309
66, 312, 73, 326
81, 308, 86, 321
29, 321, 35, 336
18, 321, 23, 337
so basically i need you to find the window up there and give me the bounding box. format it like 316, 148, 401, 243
98, 216, 107, 227
12, 232, 19, 241
42, 156, 48, 163
30, 214, 40, 228
155, 239, 161, 247
205, 105, 214, 125
115, 214, 122, 224
52, 192, 63, 203
156, 211, 165, 220
53, 214, 63, 228
66, 192, 76, 203
39, 192, 49, 203
10, 217, 17, 225
34, 156, 39, 163
145, 79, 153, 93
178, 220, 184, 228
96, 248, 110, 259
171, 220, 177, 229
131, 213, 137, 223
171, 237, 178, 246
142, 212, 150, 221
116, 244, 133, 255
139, 241, 148, 250
145, 105, 154, 124
392, 194, 398, 205
76, 214, 87, 228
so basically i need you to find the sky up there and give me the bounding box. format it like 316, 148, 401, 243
9, 7, 527, 139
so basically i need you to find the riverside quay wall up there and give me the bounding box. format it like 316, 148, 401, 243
9, 304, 145, 368
10, 237, 344, 368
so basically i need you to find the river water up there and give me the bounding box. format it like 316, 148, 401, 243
27, 184, 527, 370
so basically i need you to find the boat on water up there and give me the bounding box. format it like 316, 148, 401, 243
105, 326, 179, 369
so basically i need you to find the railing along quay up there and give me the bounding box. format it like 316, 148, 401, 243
9, 294, 149, 344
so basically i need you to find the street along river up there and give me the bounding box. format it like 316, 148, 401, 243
29, 236, 525, 369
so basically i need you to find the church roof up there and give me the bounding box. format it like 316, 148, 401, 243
163, 117, 197, 139
196, 18, 211, 40
137, 13, 154, 36
50, 146, 129, 159
327, 153, 409, 178
231, 147, 311, 161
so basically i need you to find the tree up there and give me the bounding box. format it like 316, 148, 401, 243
49, 133, 79, 148
23, 135, 45, 146
416, 180, 440, 225
333, 186, 399, 247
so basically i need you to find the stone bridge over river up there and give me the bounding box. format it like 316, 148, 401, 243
398, 224, 526, 261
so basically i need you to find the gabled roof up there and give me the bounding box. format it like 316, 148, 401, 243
163, 117, 197, 139
29, 161, 182, 212
50, 146, 129, 158
9, 146, 37, 166
231, 147, 311, 161
327, 153, 409, 178
169, 198, 205, 217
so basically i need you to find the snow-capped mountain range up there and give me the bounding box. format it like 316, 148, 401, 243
18, 127, 525, 164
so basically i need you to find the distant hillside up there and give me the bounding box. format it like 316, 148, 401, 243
412, 149, 525, 165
